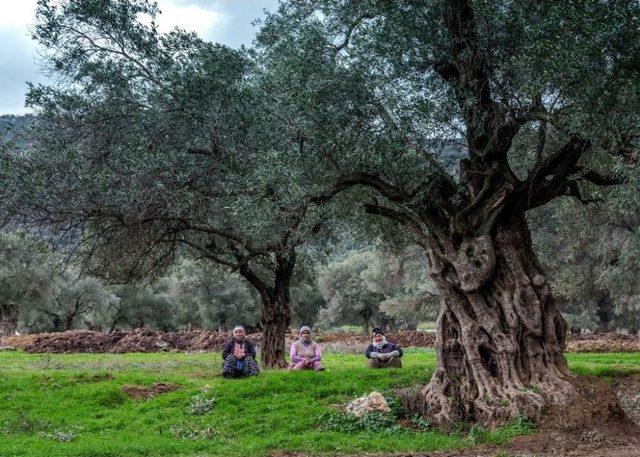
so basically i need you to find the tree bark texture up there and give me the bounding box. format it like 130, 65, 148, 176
0, 306, 18, 337
260, 292, 291, 369
403, 214, 574, 426
239, 253, 295, 369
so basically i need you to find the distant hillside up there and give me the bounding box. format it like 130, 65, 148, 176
0, 114, 35, 143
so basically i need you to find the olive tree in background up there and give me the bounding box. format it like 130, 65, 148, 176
531, 177, 640, 334
0, 232, 51, 336
316, 247, 436, 333
29, 269, 118, 332
168, 258, 259, 332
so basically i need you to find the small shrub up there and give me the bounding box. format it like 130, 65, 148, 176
512, 414, 535, 433
39, 426, 83, 442
466, 423, 488, 444
360, 411, 395, 431
169, 424, 216, 440
320, 411, 362, 433
1, 414, 51, 435
409, 413, 431, 431
383, 393, 405, 419
188, 395, 216, 415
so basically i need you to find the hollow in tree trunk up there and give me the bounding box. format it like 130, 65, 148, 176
404, 215, 574, 426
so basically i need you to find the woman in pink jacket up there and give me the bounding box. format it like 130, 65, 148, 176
288, 326, 324, 371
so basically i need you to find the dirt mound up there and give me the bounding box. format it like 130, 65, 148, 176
0, 329, 436, 353
0, 329, 257, 354
3, 329, 636, 354
542, 376, 634, 429
314, 330, 436, 348
567, 332, 640, 353
122, 382, 179, 400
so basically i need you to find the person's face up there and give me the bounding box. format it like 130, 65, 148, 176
301, 330, 311, 340
233, 328, 245, 339
374, 333, 384, 343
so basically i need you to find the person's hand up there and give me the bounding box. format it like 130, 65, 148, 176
380, 354, 389, 361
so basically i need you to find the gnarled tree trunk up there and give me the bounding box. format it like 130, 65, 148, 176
239, 252, 294, 369
260, 292, 291, 368
404, 214, 574, 426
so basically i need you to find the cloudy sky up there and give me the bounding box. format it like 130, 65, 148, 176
0, 0, 279, 114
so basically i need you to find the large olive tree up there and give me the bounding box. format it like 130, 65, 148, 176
257, 0, 640, 425
0, 0, 324, 367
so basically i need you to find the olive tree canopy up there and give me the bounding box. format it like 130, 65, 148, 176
255, 0, 640, 425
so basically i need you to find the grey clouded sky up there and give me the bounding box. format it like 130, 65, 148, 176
0, 0, 279, 114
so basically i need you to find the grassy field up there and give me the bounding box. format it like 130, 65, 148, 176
0, 349, 639, 457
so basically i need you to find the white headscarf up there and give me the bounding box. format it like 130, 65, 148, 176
299, 326, 312, 345
232, 325, 245, 341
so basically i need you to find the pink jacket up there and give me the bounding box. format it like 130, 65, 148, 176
290, 340, 322, 363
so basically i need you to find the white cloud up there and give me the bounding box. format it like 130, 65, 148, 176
155, 1, 226, 39
0, 0, 225, 36
0, 0, 268, 114
0, 0, 37, 30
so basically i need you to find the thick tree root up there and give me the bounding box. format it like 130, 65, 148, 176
398, 372, 630, 429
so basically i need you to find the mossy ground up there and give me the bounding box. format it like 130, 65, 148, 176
1, 349, 638, 456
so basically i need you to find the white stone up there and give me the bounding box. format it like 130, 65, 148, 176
345, 391, 391, 418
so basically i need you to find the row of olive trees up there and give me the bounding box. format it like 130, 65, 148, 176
2, 230, 437, 335
0, 232, 259, 334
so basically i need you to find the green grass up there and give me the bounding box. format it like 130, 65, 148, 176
566, 352, 640, 380
0, 349, 638, 457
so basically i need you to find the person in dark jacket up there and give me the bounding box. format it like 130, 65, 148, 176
222, 326, 260, 378
365, 328, 403, 368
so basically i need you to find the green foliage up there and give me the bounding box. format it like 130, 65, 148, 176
0, 232, 52, 334
187, 395, 215, 416
316, 246, 436, 331
530, 168, 640, 334
384, 393, 405, 419
167, 258, 258, 331
409, 414, 431, 431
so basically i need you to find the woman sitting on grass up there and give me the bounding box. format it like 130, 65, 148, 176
222, 326, 260, 378
365, 328, 403, 368
288, 326, 324, 371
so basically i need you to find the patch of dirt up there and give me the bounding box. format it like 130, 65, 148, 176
566, 332, 640, 353
1, 329, 637, 354
274, 376, 640, 457
121, 382, 179, 400
0, 329, 250, 353
0, 329, 436, 353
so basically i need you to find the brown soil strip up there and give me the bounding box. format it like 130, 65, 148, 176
121, 382, 179, 400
